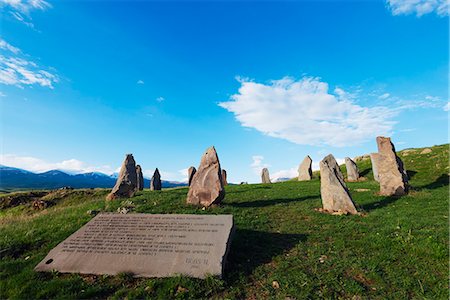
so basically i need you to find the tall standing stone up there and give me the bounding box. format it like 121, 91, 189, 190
150, 168, 162, 191
376, 137, 409, 196
370, 153, 380, 182
187, 166, 197, 186
136, 165, 144, 191
106, 154, 138, 200
319, 154, 358, 215
221, 169, 228, 186
298, 155, 313, 181
345, 157, 360, 182
261, 168, 271, 184
186, 146, 225, 207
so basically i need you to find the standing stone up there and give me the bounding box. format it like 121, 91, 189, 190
298, 155, 313, 181
136, 165, 144, 191
261, 168, 271, 184
106, 154, 138, 200
186, 146, 225, 207
319, 154, 358, 215
370, 153, 380, 182
376, 136, 409, 196
345, 157, 360, 182
150, 168, 162, 191
188, 166, 196, 186
221, 169, 228, 186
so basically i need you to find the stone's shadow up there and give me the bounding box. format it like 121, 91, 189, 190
226, 195, 318, 208
225, 229, 307, 277
359, 168, 371, 177
229, 186, 272, 194
406, 170, 417, 179
359, 196, 400, 212
416, 174, 449, 190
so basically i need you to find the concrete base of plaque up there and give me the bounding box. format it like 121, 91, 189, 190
35, 213, 234, 279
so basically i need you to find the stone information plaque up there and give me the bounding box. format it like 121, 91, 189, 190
35, 213, 234, 278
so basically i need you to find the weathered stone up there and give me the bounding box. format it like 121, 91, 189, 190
345, 157, 360, 182
187, 166, 197, 186
34, 213, 234, 279
106, 154, 138, 200
186, 146, 225, 207
370, 153, 380, 182
136, 165, 144, 191
420, 148, 432, 154
319, 154, 358, 215
261, 168, 271, 183
298, 155, 313, 181
376, 136, 409, 196
221, 169, 228, 186
150, 168, 162, 191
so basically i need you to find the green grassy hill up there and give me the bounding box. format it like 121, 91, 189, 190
1, 144, 448, 299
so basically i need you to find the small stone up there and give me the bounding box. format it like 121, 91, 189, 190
106, 154, 138, 200
420, 148, 432, 154
32, 199, 48, 210
298, 155, 313, 181
345, 157, 360, 182
186, 146, 225, 207
187, 166, 197, 186
319, 154, 358, 215
150, 168, 162, 191
261, 168, 271, 183
319, 255, 327, 263
354, 188, 370, 192
25, 256, 30, 260
87, 210, 99, 216
272, 281, 280, 289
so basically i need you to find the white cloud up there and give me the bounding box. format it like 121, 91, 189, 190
444, 102, 450, 111
1, 0, 51, 28
0, 38, 58, 88
156, 96, 165, 102
379, 93, 390, 99
0, 154, 116, 175
386, 0, 449, 17
271, 167, 297, 182
137, 79, 144, 84
250, 155, 270, 175
220, 76, 396, 147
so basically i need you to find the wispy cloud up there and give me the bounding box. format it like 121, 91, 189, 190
220, 76, 396, 147
1, 0, 52, 28
444, 102, 450, 112
378, 93, 390, 99
137, 79, 144, 84
0, 38, 58, 88
250, 155, 270, 175
386, 0, 449, 17
156, 96, 165, 102
0, 154, 115, 175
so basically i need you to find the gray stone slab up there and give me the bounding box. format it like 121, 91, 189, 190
35, 213, 234, 279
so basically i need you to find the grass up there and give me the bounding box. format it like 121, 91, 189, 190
0, 144, 448, 299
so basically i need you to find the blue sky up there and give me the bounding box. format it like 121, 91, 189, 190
0, 0, 448, 183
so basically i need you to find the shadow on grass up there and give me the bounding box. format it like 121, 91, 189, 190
359, 168, 371, 177
415, 174, 449, 190
228, 186, 273, 194
359, 195, 400, 212
226, 195, 318, 208
406, 170, 417, 179
225, 229, 307, 277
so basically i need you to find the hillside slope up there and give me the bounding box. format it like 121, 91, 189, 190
0, 144, 448, 299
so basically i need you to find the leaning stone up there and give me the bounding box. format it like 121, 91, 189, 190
345, 157, 360, 182
319, 154, 358, 215
370, 153, 380, 182
106, 154, 138, 200
221, 169, 228, 186
261, 168, 271, 183
298, 155, 312, 181
186, 146, 225, 207
150, 168, 162, 191
136, 165, 144, 191
376, 137, 409, 196
188, 166, 197, 186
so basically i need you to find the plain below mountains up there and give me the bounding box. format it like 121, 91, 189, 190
0, 165, 186, 191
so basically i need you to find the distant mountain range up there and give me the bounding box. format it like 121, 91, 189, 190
0, 165, 187, 191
